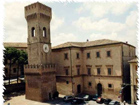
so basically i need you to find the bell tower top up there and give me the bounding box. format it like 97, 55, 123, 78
25, 2, 51, 19
25, 2, 52, 44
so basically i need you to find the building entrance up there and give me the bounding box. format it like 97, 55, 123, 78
77, 84, 81, 94
97, 83, 102, 96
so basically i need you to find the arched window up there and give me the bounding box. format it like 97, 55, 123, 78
43, 27, 47, 37
31, 27, 35, 37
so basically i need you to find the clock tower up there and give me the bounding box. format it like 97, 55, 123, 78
24, 2, 56, 102
25, 2, 52, 65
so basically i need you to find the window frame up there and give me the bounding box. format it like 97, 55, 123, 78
108, 68, 112, 75
87, 52, 90, 59
31, 27, 35, 37
107, 50, 111, 57
88, 82, 92, 87
97, 68, 101, 75
96, 51, 100, 58
76, 53, 80, 59
65, 69, 69, 75
64, 53, 68, 60
43, 27, 47, 37
87, 68, 91, 75
5, 68, 8, 74
13, 68, 17, 73
77, 68, 80, 75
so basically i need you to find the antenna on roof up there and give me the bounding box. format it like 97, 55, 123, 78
87, 39, 89, 42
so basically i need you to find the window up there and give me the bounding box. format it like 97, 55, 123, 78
64, 53, 68, 59
77, 68, 80, 75
87, 53, 90, 59
108, 68, 111, 75
4, 60, 7, 64
5, 68, 8, 74
87, 68, 91, 75
65, 69, 68, 75
97, 68, 101, 75
108, 84, 112, 88
76, 53, 80, 59
135, 65, 138, 71
88, 82, 92, 86
66, 81, 69, 84
43, 27, 46, 37
13, 68, 16, 73
107, 51, 111, 57
96, 52, 100, 58
31, 27, 35, 37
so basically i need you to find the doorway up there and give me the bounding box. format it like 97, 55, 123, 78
77, 84, 81, 94
49, 93, 51, 100
97, 83, 102, 96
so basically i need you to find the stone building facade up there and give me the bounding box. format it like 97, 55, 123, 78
24, 2, 56, 102
4, 2, 136, 102
52, 40, 136, 101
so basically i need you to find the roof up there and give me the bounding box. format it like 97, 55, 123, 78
52, 39, 132, 49
128, 58, 138, 63
3, 42, 27, 48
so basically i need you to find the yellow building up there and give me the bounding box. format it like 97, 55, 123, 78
3, 2, 136, 102
52, 39, 136, 101
3, 39, 136, 101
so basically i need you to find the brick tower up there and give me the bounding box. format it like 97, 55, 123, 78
24, 2, 56, 102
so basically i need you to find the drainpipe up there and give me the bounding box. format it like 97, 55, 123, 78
69, 47, 73, 95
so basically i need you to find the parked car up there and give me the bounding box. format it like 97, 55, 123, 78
63, 95, 74, 102
96, 97, 105, 104
92, 94, 99, 101
83, 95, 92, 101
109, 101, 120, 105
104, 98, 112, 105
71, 98, 85, 104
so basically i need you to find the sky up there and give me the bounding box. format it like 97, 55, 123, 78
4, 2, 138, 50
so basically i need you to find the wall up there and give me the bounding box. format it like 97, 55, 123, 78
122, 44, 136, 83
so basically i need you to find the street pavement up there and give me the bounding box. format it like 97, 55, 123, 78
4, 94, 131, 105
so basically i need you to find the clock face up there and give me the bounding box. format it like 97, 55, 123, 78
43, 44, 49, 53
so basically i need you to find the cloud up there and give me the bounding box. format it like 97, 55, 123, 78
73, 17, 126, 33
4, 2, 30, 42
125, 11, 138, 28
90, 32, 118, 41
52, 33, 77, 46
4, 2, 64, 43
51, 12, 64, 31
77, 2, 136, 18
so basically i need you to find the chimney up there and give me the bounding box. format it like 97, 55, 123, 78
126, 41, 128, 44
87, 39, 89, 42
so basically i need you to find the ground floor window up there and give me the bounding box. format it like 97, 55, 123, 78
66, 81, 69, 84
13, 68, 17, 73
88, 82, 92, 87
108, 83, 114, 91
5, 68, 8, 74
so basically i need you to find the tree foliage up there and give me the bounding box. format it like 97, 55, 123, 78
4, 47, 28, 84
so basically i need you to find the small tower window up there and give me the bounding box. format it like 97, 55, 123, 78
31, 27, 35, 37
43, 27, 47, 37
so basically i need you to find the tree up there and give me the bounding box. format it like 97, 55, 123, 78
4, 47, 17, 85
4, 47, 28, 84
15, 50, 28, 83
